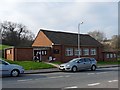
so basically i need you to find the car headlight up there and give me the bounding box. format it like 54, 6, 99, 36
66, 64, 70, 67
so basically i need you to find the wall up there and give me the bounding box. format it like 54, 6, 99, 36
14, 48, 33, 61
52, 45, 62, 62
60, 45, 103, 63
103, 52, 117, 61
32, 31, 52, 47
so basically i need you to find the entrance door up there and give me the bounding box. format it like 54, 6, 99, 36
33, 50, 48, 61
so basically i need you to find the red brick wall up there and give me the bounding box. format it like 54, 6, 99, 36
58, 45, 103, 63
14, 48, 33, 61
52, 45, 62, 62
102, 52, 117, 61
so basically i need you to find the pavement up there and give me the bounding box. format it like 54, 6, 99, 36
24, 62, 119, 74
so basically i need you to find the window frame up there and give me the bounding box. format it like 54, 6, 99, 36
65, 48, 73, 56
90, 48, 96, 55
83, 48, 89, 56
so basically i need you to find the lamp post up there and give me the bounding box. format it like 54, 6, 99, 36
78, 22, 83, 58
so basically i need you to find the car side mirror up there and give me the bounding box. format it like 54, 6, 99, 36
77, 61, 81, 63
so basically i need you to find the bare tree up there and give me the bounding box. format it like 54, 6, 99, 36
0, 21, 35, 46
88, 30, 106, 42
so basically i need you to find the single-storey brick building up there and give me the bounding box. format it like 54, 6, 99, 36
4, 47, 33, 61
5, 29, 117, 62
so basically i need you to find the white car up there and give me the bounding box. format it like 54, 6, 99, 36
0, 59, 24, 77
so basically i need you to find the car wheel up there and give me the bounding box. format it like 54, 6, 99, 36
11, 69, 19, 77
72, 66, 77, 72
91, 65, 96, 71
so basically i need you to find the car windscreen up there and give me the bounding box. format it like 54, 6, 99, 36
69, 59, 79, 63
0, 60, 10, 65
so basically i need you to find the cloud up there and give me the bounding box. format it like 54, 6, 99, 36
0, 1, 118, 38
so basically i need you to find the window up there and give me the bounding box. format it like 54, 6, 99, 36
7, 50, 11, 54
106, 54, 109, 58
65, 48, 73, 56
41, 50, 47, 55
53, 49, 59, 54
91, 49, 96, 55
110, 54, 113, 58
74, 48, 81, 56
83, 48, 89, 55
114, 54, 116, 58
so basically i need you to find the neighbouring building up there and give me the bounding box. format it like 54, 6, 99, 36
4, 47, 33, 61
4, 29, 117, 62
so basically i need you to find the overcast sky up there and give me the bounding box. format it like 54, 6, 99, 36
0, 0, 118, 39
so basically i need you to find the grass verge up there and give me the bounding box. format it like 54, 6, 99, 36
5, 60, 55, 70
0, 44, 12, 50
97, 60, 120, 65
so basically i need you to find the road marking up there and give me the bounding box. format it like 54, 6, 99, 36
87, 73, 95, 75
64, 86, 78, 89
48, 76, 58, 78
48, 75, 70, 79
57, 76, 64, 78
88, 72, 108, 75
17, 79, 33, 82
108, 80, 118, 83
96, 72, 108, 74
88, 83, 100, 86
65, 75, 70, 77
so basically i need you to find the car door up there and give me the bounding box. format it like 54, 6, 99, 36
77, 58, 86, 70
84, 58, 91, 69
0, 61, 2, 76
1, 61, 10, 75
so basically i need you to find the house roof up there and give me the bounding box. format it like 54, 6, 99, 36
40, 29, 103, 47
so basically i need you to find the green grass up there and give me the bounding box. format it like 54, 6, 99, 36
0, 44, 12, 50
51, 61, 62, 65
97, 60, 120, 65
5, 60, 55, 70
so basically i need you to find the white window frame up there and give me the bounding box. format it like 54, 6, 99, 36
114, 54, 116, 58
66, 48, 73, 56
83, 48, 89, 56
110, 54, 113, 58
90, 48, 96, 55
106, 54, 109, 58
74, 48, 81, 56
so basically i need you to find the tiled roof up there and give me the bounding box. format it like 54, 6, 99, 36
40, 29, 103, 46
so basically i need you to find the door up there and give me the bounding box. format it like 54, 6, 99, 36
77, 58, 86, 70
84, 58, 91, 69
1, 60, 10, 75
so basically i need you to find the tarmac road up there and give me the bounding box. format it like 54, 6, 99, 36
2, 67, 119, 89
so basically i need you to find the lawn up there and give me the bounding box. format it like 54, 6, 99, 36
97, 60, 120, 65
5, 60, 55, 70
0, 44, 12, 50
50, 61, 62, 65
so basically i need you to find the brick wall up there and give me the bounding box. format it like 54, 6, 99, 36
32, 31, 52, 47
14, 48, 33, 61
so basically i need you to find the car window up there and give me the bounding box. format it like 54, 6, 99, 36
69, 58, 79, 63
0, 61, 2, 64
79, 59, 84, 62
84, 58, 90, 62
1, 61, 9, 65
90, 58, 96, 61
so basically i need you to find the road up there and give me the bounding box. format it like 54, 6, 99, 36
2, 67, 119, 89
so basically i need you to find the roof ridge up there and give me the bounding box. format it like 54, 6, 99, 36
40, 29, 89, 36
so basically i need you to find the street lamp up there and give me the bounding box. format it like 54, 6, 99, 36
78, 22, 83, 58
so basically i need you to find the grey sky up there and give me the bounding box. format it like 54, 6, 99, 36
0, 0, 118, 39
